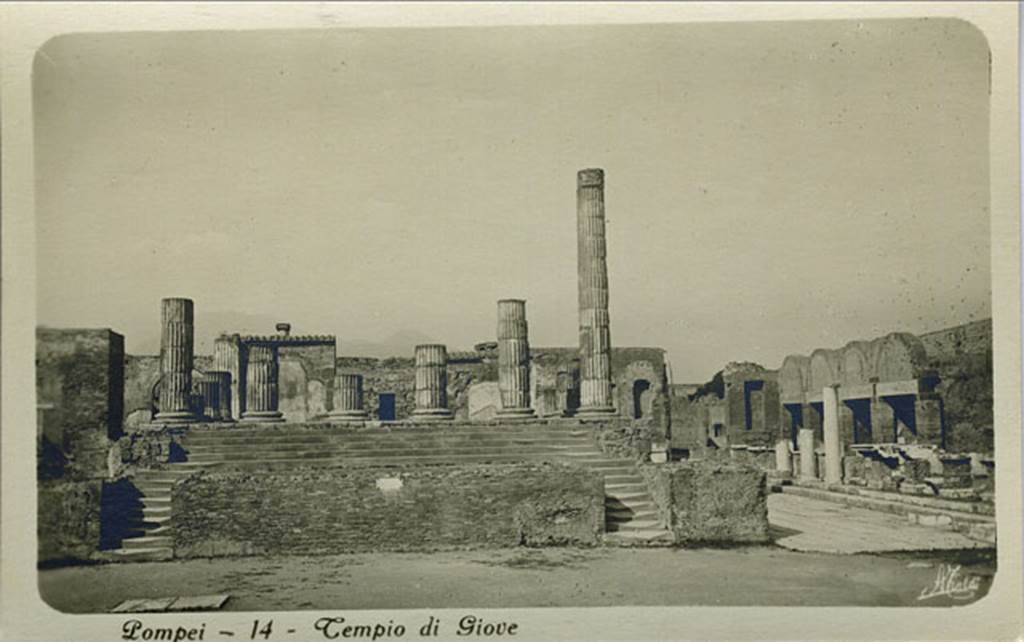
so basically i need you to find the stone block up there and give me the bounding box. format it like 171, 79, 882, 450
901, 458, 931, 482
647, 460, 769, 545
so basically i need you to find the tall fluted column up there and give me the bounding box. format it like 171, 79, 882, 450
412, 344, 453, 422
155, 297, 195, 423
496, 299, 534, 419
241, 344, 284, 422
194, 372, 228, 421
214, 334, 245, 420
329, 373, 369, 420
576, 168, 616, 418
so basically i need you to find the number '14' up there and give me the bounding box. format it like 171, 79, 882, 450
251, 619, 273, 640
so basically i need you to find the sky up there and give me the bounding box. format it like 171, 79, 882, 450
33, 18, 991, 382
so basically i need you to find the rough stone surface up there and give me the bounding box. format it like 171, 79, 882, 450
640, 460, 769, 545
842, 454, 902, 491
592, 419, 656, 462
38, 479, 102, 563
36, 328, 125, 479
114, 426, 190, 472
172, 462, 603, 557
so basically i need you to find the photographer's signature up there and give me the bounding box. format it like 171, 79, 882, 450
917, 564, 981, 601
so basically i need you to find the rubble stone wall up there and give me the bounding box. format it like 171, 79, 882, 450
171, 462, 604, 557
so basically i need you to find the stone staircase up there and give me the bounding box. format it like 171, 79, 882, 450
102, 468, 192, 561
107, 423, 671, 558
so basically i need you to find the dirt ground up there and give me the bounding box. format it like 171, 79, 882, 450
39, 545, 995, 613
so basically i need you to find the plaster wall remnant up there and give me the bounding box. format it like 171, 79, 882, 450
576, 168, 615, 418
213, 334, 245, 420
329, 373, 369, 420
155, 298, 195, 423
412, 344, 454, 421
241, 344, 284, 423
496, 299, 534, 419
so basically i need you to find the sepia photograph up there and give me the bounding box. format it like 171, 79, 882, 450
3, 3, 1021, 641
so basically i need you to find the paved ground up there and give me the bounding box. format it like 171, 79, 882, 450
767, 493, 988, 553
38, 494, 996, 613
40, 545, 995, 613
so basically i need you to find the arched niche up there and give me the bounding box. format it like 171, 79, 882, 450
873, 333, 928, 382
779, 355, 811, 398
841, 342, 873, 386
809, 349, 840, 391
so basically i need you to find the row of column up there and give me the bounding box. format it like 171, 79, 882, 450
153, 297, 530, 424
774, 385, 844, 484
155, 297, 283, 424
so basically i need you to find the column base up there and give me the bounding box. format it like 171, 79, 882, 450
152, 411, 196, 424
327, 410, 369, 420
240, 410, 285, 423
495, 407, 536, 421
411, 409, 454, 422
575, 406, 617, 421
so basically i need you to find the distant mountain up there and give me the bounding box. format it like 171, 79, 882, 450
339, 330, 438, 359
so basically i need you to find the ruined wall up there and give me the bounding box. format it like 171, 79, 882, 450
920, 321, 993, 453
336, 354, 496, 421
124, 342, 334, 424
669, 363, 776, 452
638, 460, 769, 545
668, 391, 711, 456
772, 321, 992, 453
337, 346, 663, 422
172, 462, 604, 557
722, 363, 779, 448
919, 319, 993, 358
277, 343, 335, 422
123, 355, 161, 427
36, 328, 125, 563
38, 479, 103, 564
36, 328, 124, 476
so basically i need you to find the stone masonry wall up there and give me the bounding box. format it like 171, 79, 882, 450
37, 328, 125, 476
38, 479, 102, 564
172, 462, 604, 557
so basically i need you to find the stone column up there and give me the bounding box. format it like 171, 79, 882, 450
496, 299, 534, 419
798, 428, 817, 481
774, 439, 792, 475
576, 168, 616, 418
412, 344, 453, 421
155, 297, 195, 423
822, 385, 842, 485
194, 372, 228, 421
241, 344, 284, 422
329, 373, 369, 420
214, 334, 245, 420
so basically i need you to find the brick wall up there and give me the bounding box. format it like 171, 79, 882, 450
172, 462, 604, 557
